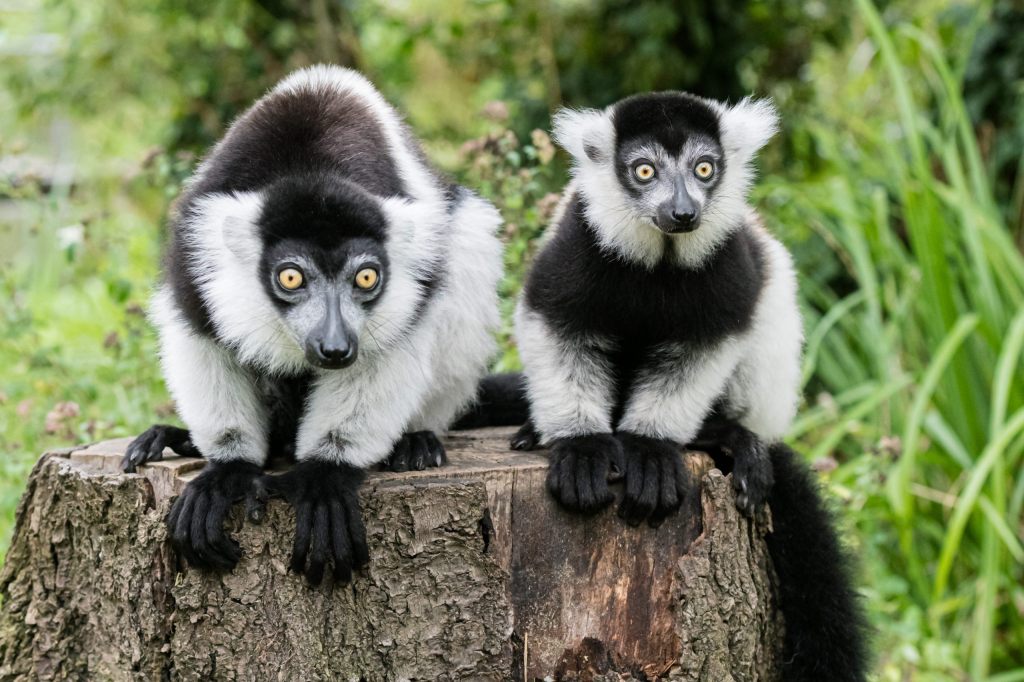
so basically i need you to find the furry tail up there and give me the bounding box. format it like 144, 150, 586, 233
767, 443, 870, 681
452, 372, 530, 429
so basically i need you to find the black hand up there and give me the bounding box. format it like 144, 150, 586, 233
258, 460, 369, 586
166, 459, 262, 571
727, 429, 773, 516
381, 431, 447, 472
122, 424, 202, 473
546, 434, 621, 514
510, 420, 540, 451
616, 433, 693, 528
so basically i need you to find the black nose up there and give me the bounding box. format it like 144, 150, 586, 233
671, 209, 697, 227
657, 206, 700, 233
315, 340, 357, 368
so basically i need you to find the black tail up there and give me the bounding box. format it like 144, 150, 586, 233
767, 443, 870, 681
452, 372, 530, 429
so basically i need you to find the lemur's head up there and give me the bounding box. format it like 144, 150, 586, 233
190, 172, 437, 373
253, 174, 388, 369
553, 92, 778, 267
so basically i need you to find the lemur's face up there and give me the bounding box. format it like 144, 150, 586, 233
256, 175, 389, 370
260, 237, 386, 369
615, 135, 724, 234
552, 91, 778, 267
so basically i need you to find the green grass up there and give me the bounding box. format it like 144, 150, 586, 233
0, 0, 1022, 678
762, 1, 1024, 676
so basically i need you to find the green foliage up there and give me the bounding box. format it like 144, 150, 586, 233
1, 0, 1023, 678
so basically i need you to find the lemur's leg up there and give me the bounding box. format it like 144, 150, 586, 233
722, 234, 803, 515
516, 304, 620, 514
155, 316, 269, 571
260, 339, 436, 585
617, 343, 744, 526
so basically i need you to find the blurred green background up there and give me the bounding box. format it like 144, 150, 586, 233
2, 0, 1023, 678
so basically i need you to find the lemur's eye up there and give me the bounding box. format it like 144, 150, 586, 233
355, 267, 379, 290
277, 267, 304, 290
633, 162, 656, 182
695, 160, 715, 180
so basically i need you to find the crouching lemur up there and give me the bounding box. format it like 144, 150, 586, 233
459, 92, 869, 681
123, 65, 503, 585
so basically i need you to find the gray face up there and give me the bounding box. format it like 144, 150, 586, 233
616, 136, 724, 234
264, 248, 385, 370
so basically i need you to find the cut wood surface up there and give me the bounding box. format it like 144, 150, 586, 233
0, 428, 782, 681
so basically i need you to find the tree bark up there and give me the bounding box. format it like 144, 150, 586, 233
0, 428, 782, 681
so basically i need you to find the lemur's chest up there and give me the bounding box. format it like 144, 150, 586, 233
527, 224, 765, 351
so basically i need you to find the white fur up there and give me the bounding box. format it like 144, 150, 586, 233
617, 341, 744, 443
407, 192, 504, 433
725, 220, 803, 441
515, 303, 617, 442
183, 191, 310, 375
150, 287, 268, 465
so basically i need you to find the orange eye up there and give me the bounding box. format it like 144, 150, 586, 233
633, 163, 656, 182
277, 267, 304, 290
355, 268, 379, 290
695, 161, 715, 180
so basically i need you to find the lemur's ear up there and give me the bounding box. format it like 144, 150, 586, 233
213, 192, 263, 264
718, 97, 779, 162
552, 107, 614, 165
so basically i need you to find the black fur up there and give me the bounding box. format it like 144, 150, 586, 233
615, 432, 693, 527
248, 460, 369, 585
381, 431, 447, 471
524, 195, 763, 358
545, 434, 623, 514
122, 424, 200, 473
766, 443, 870, 681
166, 460, 263, 571
612, 92, 721, 153
452, 372, 531, 429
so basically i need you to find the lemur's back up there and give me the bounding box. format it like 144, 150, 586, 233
184, 77, 408, 202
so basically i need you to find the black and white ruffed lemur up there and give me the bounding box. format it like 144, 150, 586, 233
457, 92, 869, 681
122, 66, 503, 586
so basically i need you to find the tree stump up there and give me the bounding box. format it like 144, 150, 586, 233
0, 428, 782, 681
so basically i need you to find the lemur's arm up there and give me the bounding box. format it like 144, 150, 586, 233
258, 339, 436, 585
614, 343, 746, 524
515, 303, 623, 514
147, 303, 269, 571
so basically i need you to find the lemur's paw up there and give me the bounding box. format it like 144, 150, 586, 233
731, 438, 773, 517
166, 460, 262, 572
510, 421, 540, 451
616, 433, 693, 528
546, 434, 621, 514
259, 461, 369, 586
382, 431, 447, 472
123, 424, 201, 473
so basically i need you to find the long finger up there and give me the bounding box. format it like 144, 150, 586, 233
290, 502, 313, 575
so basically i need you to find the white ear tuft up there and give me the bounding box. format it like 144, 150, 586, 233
719, 97, 779, 161
213, 192, 264, 264
552, 107, 614, 164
